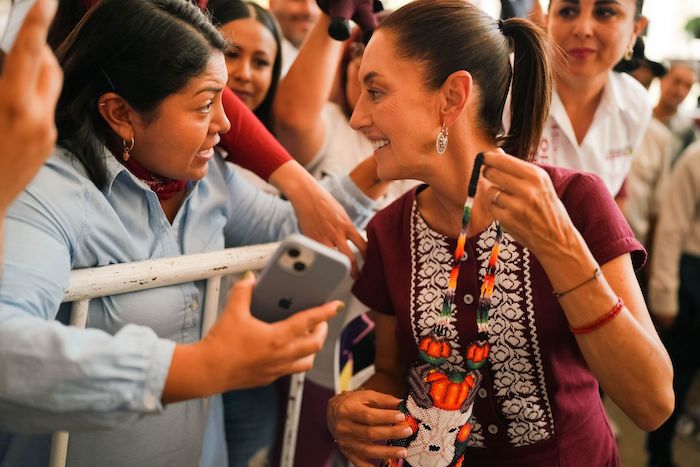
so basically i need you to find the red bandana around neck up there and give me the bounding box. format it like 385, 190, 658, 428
120, 156, 188, 201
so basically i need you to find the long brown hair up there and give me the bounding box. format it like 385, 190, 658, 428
379, 0, 553, 160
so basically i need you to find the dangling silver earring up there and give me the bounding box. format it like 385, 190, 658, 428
436, 123, 449, 155
624, 43, 634, 61
122, 137, 134, 162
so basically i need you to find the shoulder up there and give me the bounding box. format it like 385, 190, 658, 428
6, 148, 96, 252
677, 140, 700, 164
609, 72, 652, 124
537, 162, 646, 267
673, 140, 700, 181
647, 118, 673, 140
366, 186, 419, 240
25, 148, 94, 206
610, 72, 649, 109
536, 163, 606, 203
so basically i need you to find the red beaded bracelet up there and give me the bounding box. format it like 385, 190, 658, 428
569, 297, 625, 335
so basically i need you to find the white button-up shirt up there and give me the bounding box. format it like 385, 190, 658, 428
534, 71, 651, 197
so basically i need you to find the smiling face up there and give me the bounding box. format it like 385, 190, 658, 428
547, 0, 644, 81
349, 30, 441, 181
129, 53, 230, 181
219, 17, 278, 111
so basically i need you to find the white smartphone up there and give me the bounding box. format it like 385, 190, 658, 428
0, 0, 37, 53
251, 234, 351, 323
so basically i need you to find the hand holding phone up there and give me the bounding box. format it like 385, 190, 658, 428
251, 234, 351, 322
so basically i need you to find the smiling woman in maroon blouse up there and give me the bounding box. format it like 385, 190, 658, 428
325, 1, 673, 467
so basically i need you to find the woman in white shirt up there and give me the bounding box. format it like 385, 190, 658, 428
535, 0, 650, 202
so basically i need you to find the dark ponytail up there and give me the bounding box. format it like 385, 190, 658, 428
498, 18, 553, 160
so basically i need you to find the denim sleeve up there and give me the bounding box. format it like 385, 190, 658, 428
319, 174, 375, 230
0, 161, 176, 433
222, 162, 300, 246
221, 160, 375, 246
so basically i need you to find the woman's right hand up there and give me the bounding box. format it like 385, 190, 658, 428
164, 272, 340, 402
327, 389, 411, 467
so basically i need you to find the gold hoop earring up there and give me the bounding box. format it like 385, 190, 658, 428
122, 137, 135, 162
435, 123, 449, 155
624, 44, 634, 61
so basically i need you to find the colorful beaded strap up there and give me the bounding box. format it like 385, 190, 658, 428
388, 154, 505, 467
420, 153, 503, 369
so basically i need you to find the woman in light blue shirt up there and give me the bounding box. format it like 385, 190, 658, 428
0, 0, 374, 465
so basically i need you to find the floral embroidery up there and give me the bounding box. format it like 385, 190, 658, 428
410, 202, 555, 448
476, 229, 554, 446
410, 205, 464, 373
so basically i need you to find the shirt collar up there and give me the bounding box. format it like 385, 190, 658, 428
550, 71, 627, 130
102, 147, 130, 197
102, 146, 199, 199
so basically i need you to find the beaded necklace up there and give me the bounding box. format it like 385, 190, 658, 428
387, 153, 504, 467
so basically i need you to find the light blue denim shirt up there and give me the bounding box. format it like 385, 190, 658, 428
0, 147, 373, 466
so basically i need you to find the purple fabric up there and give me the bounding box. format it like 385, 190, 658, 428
294, 380, 340, 467
352, 164, 645, 467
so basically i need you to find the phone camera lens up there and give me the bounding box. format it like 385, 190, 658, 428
288, 248, 300, 258
293, 262, 306, 272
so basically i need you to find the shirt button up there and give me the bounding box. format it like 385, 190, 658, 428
463, 294, 474, 305
478, 388, 487, 399
488, 424, 498, 435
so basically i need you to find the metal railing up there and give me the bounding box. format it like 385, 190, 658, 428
47, 242, 318, 467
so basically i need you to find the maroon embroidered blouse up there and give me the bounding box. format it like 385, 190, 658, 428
352, 164, 645, 467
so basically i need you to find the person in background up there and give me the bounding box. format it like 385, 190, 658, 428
624, 43, 672, 247
646, 140, 700, 467
0, 0, 62, 266
327, 1, 672, 466
0, 1, 375, 465
652, 60, 699, 164
535, 0, 650, 210
268, 0, 320, 76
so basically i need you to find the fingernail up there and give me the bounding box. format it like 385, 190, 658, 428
242, 270, 254, 280
398, 449, 408, 458
401, 427, 413, 437
336, 302, 345, 313
394, 413, 405, 422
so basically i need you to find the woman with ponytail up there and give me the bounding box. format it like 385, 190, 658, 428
326, 1, 672, 466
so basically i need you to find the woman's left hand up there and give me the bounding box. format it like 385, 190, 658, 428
269, 160, 366, 275
294, 183, 366, 276
481, 150, 576, 261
